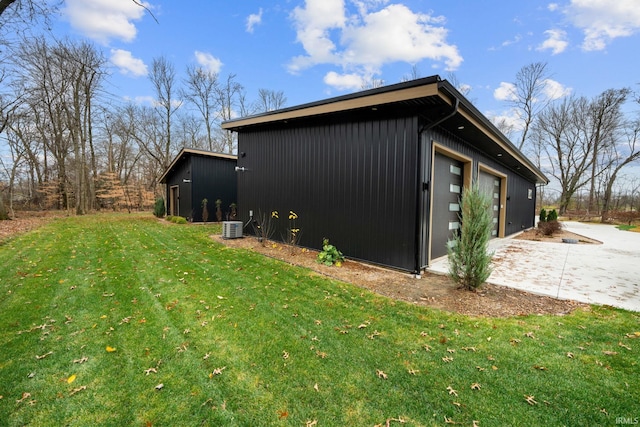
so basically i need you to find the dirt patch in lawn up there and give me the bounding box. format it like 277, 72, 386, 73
216, 235, 588, 318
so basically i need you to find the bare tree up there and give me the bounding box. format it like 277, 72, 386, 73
584, 88, 629, 214
181, 64, 218, 151
508, 62, 552, 150
149, 56, 181, 169
216, 73, 245, 154
599, 116, 640, 221
360, 77, 385, 90
401, 65, 421, 82
534, 95, 595, 214
255, 88, 287, 113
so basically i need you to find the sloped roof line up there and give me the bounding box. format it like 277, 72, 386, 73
222, 75, 548, 185
159, 147, 237, 183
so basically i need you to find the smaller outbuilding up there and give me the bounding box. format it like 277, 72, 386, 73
159, 148, 238, 222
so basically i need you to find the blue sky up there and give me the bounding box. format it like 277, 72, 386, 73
53, 0, 640, 126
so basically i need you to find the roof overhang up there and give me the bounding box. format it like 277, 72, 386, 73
222, 76, 548, 185
159, 148, 237, 184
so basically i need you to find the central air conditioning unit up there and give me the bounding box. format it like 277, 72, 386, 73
222, 221, 243, 239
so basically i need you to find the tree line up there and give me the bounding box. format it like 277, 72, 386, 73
495, 62, 640, 220
0, 36, 286, 217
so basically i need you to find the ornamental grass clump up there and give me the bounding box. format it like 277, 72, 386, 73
447, 185, 494, 291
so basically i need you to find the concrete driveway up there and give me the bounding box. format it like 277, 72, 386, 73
428, 221, 640, 312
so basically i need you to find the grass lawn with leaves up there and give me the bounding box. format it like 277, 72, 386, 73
1, 213, 639, 426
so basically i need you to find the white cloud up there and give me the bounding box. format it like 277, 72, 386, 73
122, 95, 156, 106
487, 109, 521, 137
493, 82, 517, 101
194, 51, 223, 74
288, 0, 462, 87
501, 34, 522, 48
541, 79, 572, 100
494, 79, 571, 103
323, 71, 365, 90
246, 8, 263, 33
564, 0, 640, 51
110, 49, 147, 76
63, 0, 149, 44
537, 29, 568, 54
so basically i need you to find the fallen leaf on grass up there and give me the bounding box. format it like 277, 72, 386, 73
16, 392, 31, 403
305, 420, 317, 427
618, 342, 631, 350
376, 370, 388, 379
367, 330, 381, 339
155, 383, 164, 391
35, 351, 53, 360
470, 383, 481, 390
106, 346, 116, 353
524, 395, 538, 405
73, 356, 88, 364
442, 356, 453, 363
447, 386, 458, 397
282, 351, 289, 360
67, 374, 76, 384
69, 386, 86, 396
602, 350, 618, 356
277, 410, 288, 419
566, 352, 574, 359
313, 383, 319, 392
144, 368, 157, 375
444, 415, 456, 424
209, 367, 226, 377
407, 368, 419, 375
533, 365, 547, 371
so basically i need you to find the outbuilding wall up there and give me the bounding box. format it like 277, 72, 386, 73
190, 155, 238, 222
164, 157, 192, 219
236, 116, 420, 271
163, 153, 238, 222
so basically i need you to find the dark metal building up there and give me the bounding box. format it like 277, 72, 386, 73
222, 76, 548, 274
159, 148, 238, 222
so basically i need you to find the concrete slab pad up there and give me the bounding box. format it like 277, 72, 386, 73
427, 221, 640, 312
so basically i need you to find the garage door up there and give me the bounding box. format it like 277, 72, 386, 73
431, 151, 464, 259
478, 170, 501, 238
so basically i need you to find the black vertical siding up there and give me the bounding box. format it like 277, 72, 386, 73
237, 116, 419, 271
191, 155, 238, 222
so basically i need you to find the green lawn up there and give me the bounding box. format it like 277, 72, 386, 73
1, 213, 638, 426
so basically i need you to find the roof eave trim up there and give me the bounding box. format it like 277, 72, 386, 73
222, 81, 440, 130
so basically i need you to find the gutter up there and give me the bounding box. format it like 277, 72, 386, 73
413, 95, 460, 277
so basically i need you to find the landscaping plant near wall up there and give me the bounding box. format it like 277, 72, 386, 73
447, 185, 494, 290
538, 208, 562, 236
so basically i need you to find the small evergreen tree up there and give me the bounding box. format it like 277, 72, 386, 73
153, 198, 166, 218
201, 198, 209, 222
539, 208, 547, 223
447, 185, 494, 291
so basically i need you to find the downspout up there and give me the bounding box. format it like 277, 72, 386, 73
413, 96, 459, 277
